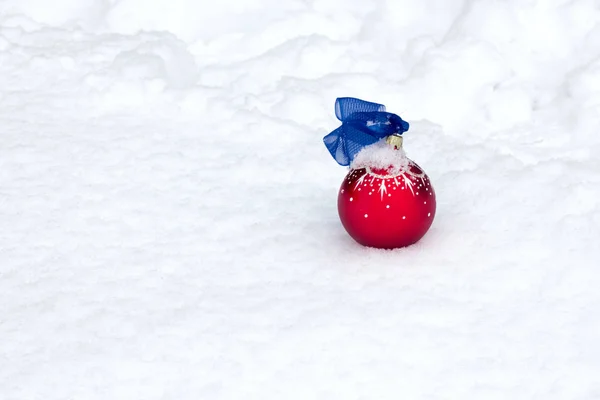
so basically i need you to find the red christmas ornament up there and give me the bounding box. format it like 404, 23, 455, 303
323, 97, 436, 249
337, 136, 436, 249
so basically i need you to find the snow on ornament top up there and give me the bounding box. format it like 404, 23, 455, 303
350, 139, 411, 177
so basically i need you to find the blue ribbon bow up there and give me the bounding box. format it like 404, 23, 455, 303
323, 97, 409, 166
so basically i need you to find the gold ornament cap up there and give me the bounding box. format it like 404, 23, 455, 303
385, 134, 403, 149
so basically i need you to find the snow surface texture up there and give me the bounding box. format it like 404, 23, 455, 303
1, 0, 600, 398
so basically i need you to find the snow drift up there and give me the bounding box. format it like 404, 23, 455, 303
1, 0, 600, 398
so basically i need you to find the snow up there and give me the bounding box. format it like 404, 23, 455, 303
351, 140, 410, 175
1, 0, 600, 398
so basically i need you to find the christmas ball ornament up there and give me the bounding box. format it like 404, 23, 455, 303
323, 97, 436, 249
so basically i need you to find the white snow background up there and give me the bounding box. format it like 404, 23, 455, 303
1, 0, 600, 398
